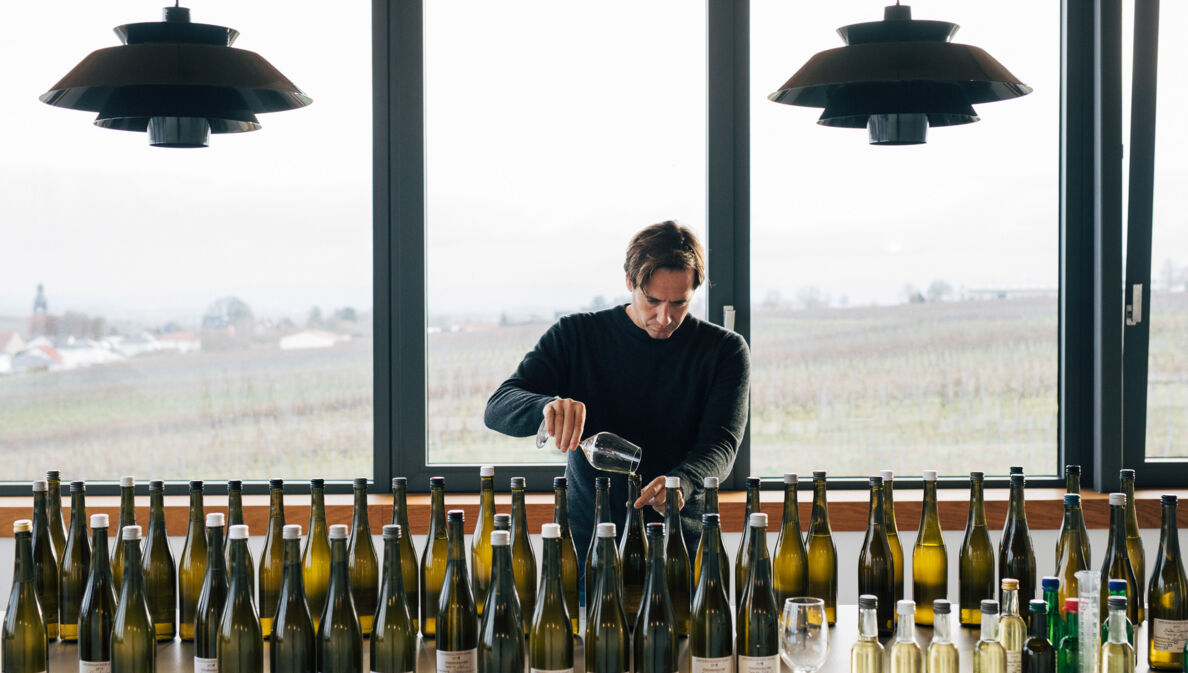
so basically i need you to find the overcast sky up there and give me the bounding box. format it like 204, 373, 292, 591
0, 0, 1183, 324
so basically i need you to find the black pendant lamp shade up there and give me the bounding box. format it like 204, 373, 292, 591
39, 6, 312, 148
768, 4, 1032, 145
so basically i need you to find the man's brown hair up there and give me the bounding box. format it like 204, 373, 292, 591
623, 220, 706, 291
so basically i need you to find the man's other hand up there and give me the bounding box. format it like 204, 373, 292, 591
634, 475, 684, 515
543, 397, 586, 453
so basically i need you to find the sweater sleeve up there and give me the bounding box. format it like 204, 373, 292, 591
483, 320, 571, 438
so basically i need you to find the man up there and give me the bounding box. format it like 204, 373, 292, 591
484, 220, 750, 595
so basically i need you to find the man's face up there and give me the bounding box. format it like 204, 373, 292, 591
626, 267, 695, 339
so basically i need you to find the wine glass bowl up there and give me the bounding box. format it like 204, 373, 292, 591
780, 597, 830, 673
535, 420, 642, 475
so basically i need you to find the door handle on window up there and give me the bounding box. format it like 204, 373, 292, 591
723, 305, 736, 332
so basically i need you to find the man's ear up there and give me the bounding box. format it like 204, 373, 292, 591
625, 273, 634, 293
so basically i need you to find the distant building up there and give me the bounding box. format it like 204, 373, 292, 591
0, 331, 25, 356
12, 343, 62, 373
157, 331, 201, 354
279, 329, 348, 351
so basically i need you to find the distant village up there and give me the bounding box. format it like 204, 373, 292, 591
0, 285, 363, 376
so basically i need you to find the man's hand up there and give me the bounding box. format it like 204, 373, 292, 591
542, 397, 586, 453
634, 475, 684, 515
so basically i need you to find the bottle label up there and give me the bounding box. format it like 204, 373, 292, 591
692, 656, 734, 673
1005, 648, 1022, 673
436, 648, 478, 673
1152, 618, 1188, 652
80, 662, 111, 673
738, 655, 779, 673
194, 658, 218, 673
530, 669, 575, 673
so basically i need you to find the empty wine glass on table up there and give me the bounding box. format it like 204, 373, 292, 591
535, 419, 641, 475
781, 597, 831, 673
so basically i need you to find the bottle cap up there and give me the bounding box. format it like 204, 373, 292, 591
784, 473, 798, 485
311, 478, 324, 488
391, 477, 406, 489
1041, 576, 1060, 590
91, 513, 109, 528
932, 599, 951, 614
553, 476, 567, 489
595, 477, 611, 489
149, 480, 164, 491
352, 477, 367, 489
746, 476, 761, 487
124, 524, 144, 540
645, 522, 664, 537
228, 480, 242, 491
1001, 578, 1019, 590
189, 480, 203, 490
749, 513, 768, 528
665, 476, 680, 489
283, 524, 301, 540
494, 514, 510, 529
491, 530, 510, 546
31, 480, 46, 492
1029, 599, 1047, 614
383, 524, 401, 540
541, 523, 561, 539
1064, 598, 1079, 613
970, 471, 984, 481
510, 476, 526, 489
879, 470, 894, 482
329, 524, 348, 540
980, 599, 998, 614
897, 599, 915, 615
704, 476, 719, 488
923, 470, 937, 482
1064, 493, 1080, 506
207, 513, 225, 527
858, 594, 877, 610
480, 465, 495, 477
46, 470, 60, 480
1109, 493, 1125, 506
701, 513, 720, 526
430, 476, 445, 488
70, 480, 85, 493
269, 478, 285, 490
447, 510, 465, 523
120, 476, 135, 488
1120, 469, 1135, 480
1066, 464, 1081, 476
1163, 494, 1178, 506
1108, 595, 1127, 610
1108, 579, 1127, 592
813, 470, 827, 480
1009, 466, 1024, 474
12, 520, 31, 534
596, 522, 616, 538
869, 475, 882, 486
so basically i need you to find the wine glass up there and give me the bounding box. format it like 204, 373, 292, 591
535, 418, 641, 475
781, 597, 830, 673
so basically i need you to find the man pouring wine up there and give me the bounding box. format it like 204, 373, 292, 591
484, 220, 750, 599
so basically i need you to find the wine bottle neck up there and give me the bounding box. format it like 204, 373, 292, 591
699, 525, 722, 584
705, 488, 719, 515
120, 487, 135, 525
512, 489, 528, 529
1160, 502, 1181, 555
933, 612, 953, 644
782, 482, 798, 527
310, 488, 326, 521
665, 488, 683, 534
447, 519, 466, 562
14, 532, 34, 583
858, 607, 880, 640
896, 611, 917, 642
32, 491, 48, 528
393, 488, 410, 527
1108, 504, 1126, 553
980, 611, 999, 641
71, 491, 87, 527
595, 486, 611, 523
553, 488, 571, 533
969, 480, 987, 526
352, 487, 369, 528
1106, 609, 1128, 644
122, 543, 145, 593
90, 528, 110, 574
206, 526, 226, 572
229, 492, 243, 524
430, 487, 446, 528
190, 489, 205, 525
1002, 589, 1019, 616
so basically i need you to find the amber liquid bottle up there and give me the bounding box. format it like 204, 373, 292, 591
420, 476, 448, 638
695, 476, 732, 599
258, 478, 287, 640
58, 480, 91, 643
349, 477, 380, 635
111, 476, 136, 593
471, 465, 496, 618
806, 470, 839, 624
619, 473, 648, 625
735, 476, 760, 605
881, 470, 905, 604
303, 478, 331, 631
913, 470, 948, 626
391, 477, 420, 634
552, 476, 581, 635
1147, 494, 1188, 670
179, 479, 208, 641
142, 479, 178, 641
960, 471, 996, 627
858, 476, 895, 636
30, 480, 59, 641
773, 473, 808, 607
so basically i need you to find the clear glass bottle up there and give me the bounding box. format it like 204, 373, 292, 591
975, 599, 1007, 673
927, 600, 959, 673
851, 595, 886, 673
1100, 579, 1134, 656
881, 470, 905, 604
961, 471, 996, 627
1101, 595, 1134, 673
772, 473, 808, 607
552, 476, 580, 635
1000, 578, 1027, 673
890, 600, 924, 673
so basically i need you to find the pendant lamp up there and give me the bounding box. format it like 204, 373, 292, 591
768, 3, 1031, 145
39, 4, 312, 148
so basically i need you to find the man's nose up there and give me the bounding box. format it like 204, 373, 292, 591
657, 306, 672, 326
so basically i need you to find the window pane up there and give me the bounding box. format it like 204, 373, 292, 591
749, 0, 1059, 477
424, 1, 707, 465
0, 1, 373, 481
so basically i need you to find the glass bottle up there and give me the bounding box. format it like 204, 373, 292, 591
477, 528, 524, 673
1147, 494, 1188, 670
390, 477, 419, 634
421, 476, 448, 639
927, 600, 959, 673
303, 478, 331, 631
1000, 473, 1037, 606
737, 513, 780, 673
1100, 579, 1134, 656
695, 475, 731, 598
494, 514, 510, 532
634, 522, 676, 673
272, 524, 316, 673
890, 600, 924, 673
319, 523, 364, 673
851, 595, 887, 673
773, 473, 808, 607
1100, 493, 1139, 623
1000, 578, 1027, 673
663, 476, 691, 637
913, 470, 947, 626
220, 524, 264, 673
858, 475, 895, 636
79, 513, 116, 672
585, 476, 613, 617
142, 479, 177, 641
1023, 599, 1055, 673
1056, 466, 1092, 568
194, 513, 227, 673
372, 524, 417, 673
30, 480, 59, 641
3, 520, 47, 673
1056, 598, 1079, 673
975, 599, 1007, 673
437, 510, 478, 673
585, 522, 628, 673
47, 470, 68, 568
349, 478, 380, 636
111, 475, 135, 594
806, 470, 838, 624
691, 514, 733, 673
1041, 576, 1062, 651
1055, 494, 1089, 618
508, 476, 537, 633
1118, 469, 1144, 623
735, 476, 760, 605
1101, 595, 1134, 673
113, 524, 156, 672
472, 465, 496, 618
620, 473, 648, 624
224, 480, 256, 601
59, 479, 91, 643
179, 479, 208, 641
552, 476, 581, 635
961, 471, 996, 627
881, 470, 905, 604
530, 523, 574, 673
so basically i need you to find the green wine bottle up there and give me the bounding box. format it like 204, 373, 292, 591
1118, 470, 1144, 623
59, 479, 91, 643
999, 473, 1037, 607
509, 476, 537, 633
695, 476, 731, 600
881, 470, 905, 604
259, 478, 286, 640
320, 524, 363, 673
1055, 494, 1089, 618
348, 477, 380, 636
194, 513, 227, 673
586, 522, 629, 673
1056, 466, 1091, 568
1040, 577, 1062, 651
437, 510, 479, 673
224, 480, 256, 601
552, 476, 581, 635
662, 476, 691, 637
620, 473, 649, 626
47, 470, 68, 570
773, 473, 808, 607
111, 476, 136, 597
272, 524, 316, 673
220, 524, 264, 673
472, 466, 496, 618
80, 513, 117, 672
1056, 598, 1079, 673
531, 522, 575, 673
913, 470, 947, 626
691, 514, 733, 672
142, 479, 177, 641
478, 529, 525, 673
806, 470, 838, 624
1100, 493, 1139, 623
960, 472, 996, 627
737, 513, 781, 673
391, 477, 420, 634
1147, 494, 1188, 670
735, 476, 760, 606
113, 524, 156, 673
1022, 599, 1055, 673
635, 522, 677, 673
303, 478, 331, 632
372, 525, 416, 673
421, 476, 448, 639
585, 476, 613, 621
858, 475, 895, 636
3, 520, 47, 673
179, 479, 207, 641
30, 480, 59, 641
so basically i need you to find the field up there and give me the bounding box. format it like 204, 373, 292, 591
3, 294, 1187, 481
